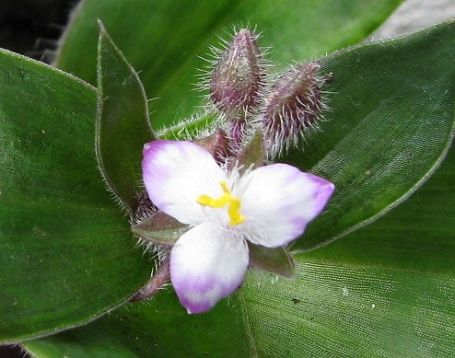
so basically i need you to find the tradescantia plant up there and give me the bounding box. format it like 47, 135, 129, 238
0, 0, 454, 356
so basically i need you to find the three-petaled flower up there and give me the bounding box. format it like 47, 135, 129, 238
142, 140, 334, 314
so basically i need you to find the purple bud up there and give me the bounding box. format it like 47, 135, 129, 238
193, 128, 231, 163
261, 62, 325, 156
210, 29, 263, 113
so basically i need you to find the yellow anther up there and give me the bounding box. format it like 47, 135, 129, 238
196, 181, 245, 226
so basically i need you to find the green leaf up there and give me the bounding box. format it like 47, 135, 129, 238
56, 0, 402, 128
24, 21, 455, 357
288, 20, 455, 250
96, 22, 154, 211
0, 49, 150, 343
132, 212, 187, 246
25, 290, 251, 358
248, 243, 295, 278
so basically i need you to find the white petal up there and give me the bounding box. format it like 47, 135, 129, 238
170, 223, 249, 314
142, 140, 227, 225
235, 164, 334, 247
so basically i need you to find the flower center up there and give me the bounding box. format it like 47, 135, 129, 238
196, 181, 245, 226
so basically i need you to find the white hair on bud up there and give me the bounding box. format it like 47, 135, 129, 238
257, 62, 330, 158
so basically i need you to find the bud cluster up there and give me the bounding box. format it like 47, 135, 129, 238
132, 28, 329, 302
205, 28, 327, 158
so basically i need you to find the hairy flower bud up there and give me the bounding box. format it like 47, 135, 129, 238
193, 128, 231, 162
261, 62, 326, 157
210, 29, 263, 113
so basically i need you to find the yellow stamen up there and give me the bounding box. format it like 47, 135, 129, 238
197, 181, 245, 226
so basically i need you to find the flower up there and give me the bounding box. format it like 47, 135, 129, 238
142, 140, 334, 314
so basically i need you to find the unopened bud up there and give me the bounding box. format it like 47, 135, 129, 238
193, 128, 231, 162
210, 29, 263, 113
262, 62, 325, 157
